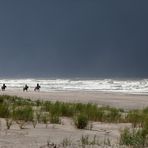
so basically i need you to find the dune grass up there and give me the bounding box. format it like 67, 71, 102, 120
0, 95, 125, 127
1, 95, 148, 146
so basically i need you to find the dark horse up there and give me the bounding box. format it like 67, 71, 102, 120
34, 83, 41, 91
23, 84, 29, 91
1, 84, 7, 91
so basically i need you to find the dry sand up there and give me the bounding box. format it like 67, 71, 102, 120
0, 117, 131, 148
0, 90, 148, 110
0, 90, 147, 147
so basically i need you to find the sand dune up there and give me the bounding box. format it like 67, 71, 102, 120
0, 90, 147, 147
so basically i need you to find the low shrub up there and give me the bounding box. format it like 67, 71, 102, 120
127, 110, 142, 127
104, 108, 121, 123
49, 114, 61, 124
60, 103, 75, 117
13, 106, 33, 121
0, 103, 10, 118
13, 106, 33, 129
120, 128, 147, 147
74, 113, 88, 129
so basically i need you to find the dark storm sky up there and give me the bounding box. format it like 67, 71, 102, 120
0, 0, 148, 78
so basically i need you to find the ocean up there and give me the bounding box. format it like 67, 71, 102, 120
0, 78, 148, 95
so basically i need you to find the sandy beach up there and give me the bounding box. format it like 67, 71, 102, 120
0, 90, 148, 110
0, 90, 147, 147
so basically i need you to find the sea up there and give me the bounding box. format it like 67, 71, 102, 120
0, 78, 148, 95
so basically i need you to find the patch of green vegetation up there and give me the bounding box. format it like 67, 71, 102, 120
0, 103, 10, 118
49, 113, 61, 124
126, 110, 142, 128
13, 105, 33, 129
0, 95, 130, 128
74, 113, 88, 129
120, 128, 147, 147
1, 95, 148, 146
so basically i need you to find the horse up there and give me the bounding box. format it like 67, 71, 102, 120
1, 84, 6, 91
34, 84, 41, 91
23, 85, 29, 91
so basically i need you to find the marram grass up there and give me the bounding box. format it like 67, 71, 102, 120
1, 95, 148, 146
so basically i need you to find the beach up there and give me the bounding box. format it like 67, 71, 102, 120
0, 90, 147, 147
0, 90, 148, 110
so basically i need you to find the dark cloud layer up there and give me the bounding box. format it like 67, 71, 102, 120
0, 0, 148, 78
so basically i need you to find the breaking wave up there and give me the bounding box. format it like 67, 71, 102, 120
0, 78, 148, 94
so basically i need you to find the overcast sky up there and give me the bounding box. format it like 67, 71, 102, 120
0, 0, 148, 78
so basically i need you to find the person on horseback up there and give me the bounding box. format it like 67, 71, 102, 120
23, 84, 29, 91
34, 83, 41, 91
1, 84, 7, 91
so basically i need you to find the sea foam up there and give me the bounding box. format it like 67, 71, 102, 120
0, 78, 148, 94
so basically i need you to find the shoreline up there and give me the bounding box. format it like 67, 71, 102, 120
0, 90, 148, 110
